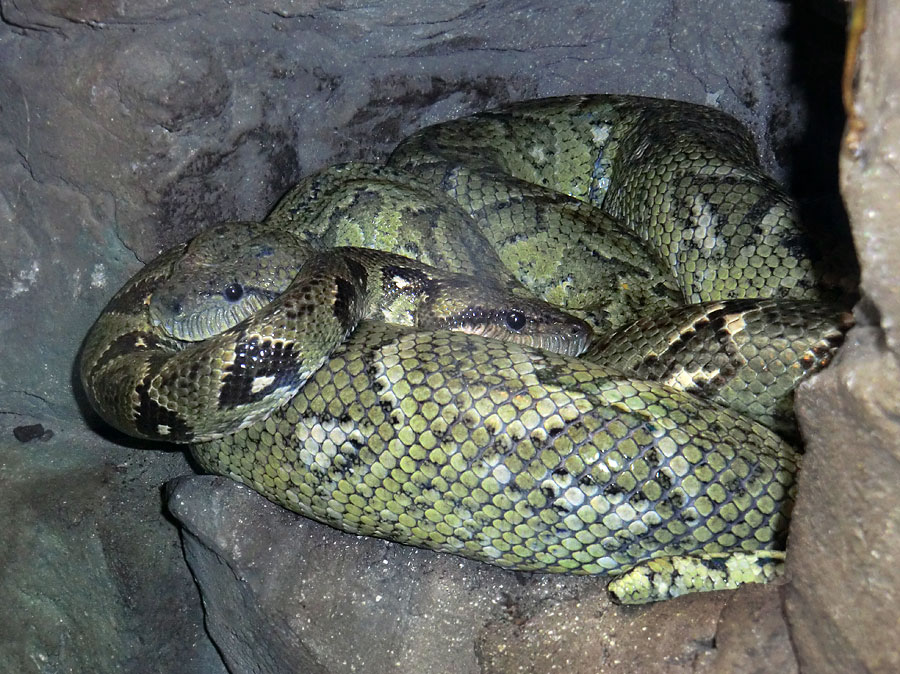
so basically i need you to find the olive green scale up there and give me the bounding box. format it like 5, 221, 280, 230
80, 95, 846, 603
389, 95, 826, 307
194, 321, 797, 575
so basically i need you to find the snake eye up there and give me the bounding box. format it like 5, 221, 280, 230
223, 283, 244, 302
505, 311, 526, 331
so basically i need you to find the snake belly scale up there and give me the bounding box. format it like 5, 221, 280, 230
81, 95, 847, 603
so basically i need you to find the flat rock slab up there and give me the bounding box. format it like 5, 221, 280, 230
0, 0, 866, 671
168, 475, 796, 674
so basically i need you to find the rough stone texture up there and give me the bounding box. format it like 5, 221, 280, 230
477, 579, 796, 674
0, 427, 226, 674
0, 0, 841, 424
0, 0, 864, 672
787, 1, 900, 672
169, 475, 795, 674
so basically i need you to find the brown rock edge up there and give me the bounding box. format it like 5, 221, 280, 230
788, 1, 900, 672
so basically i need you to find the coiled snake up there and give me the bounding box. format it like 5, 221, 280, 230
80, 95, 848, 603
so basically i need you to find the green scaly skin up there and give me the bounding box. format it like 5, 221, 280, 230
148, 221, 589, 354
193, 321, 798, 597
80, 95, 848, 603
82, 224, 589, 442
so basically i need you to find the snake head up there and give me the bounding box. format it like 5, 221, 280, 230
148, 221, 314, 341
149, 276, 279, 342
420, 280, 593, 357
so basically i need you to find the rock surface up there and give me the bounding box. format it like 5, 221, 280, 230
0, 0, 841, 423
0, 0, 884, 672
0, 427, 226, 674
169, 475, 796, 674
787, 1, 900, 672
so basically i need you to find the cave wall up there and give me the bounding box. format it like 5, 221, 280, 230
2, 1, 893, 673
788, 1, 900, 672
0, 0, 835, 424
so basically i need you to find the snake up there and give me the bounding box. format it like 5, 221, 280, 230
80, 95, 849, 604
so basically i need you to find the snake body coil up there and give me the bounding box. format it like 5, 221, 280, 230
81, 95, 847, 603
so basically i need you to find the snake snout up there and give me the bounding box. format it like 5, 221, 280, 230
148, 291, 185, 333
533, 320, 591, 357
166, 296, 184, 317
564, 319, 592, 357
467, 311, 592, 357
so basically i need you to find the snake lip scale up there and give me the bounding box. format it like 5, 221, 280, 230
81, 94, 849, 604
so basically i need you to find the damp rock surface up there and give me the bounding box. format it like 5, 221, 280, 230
169, 475, 795, 674
0, 0, 879, 672
788, 1, 900, 672
0, 427, 225, 674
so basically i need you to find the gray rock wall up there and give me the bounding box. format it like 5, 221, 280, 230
0, 0, 831, 424
1, 1, 887, 673
788, 1, 900, 672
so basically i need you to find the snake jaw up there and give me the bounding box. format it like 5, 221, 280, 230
149, 288, 275, 342
458, 318, 591, 357
519, 330, 588, 357
540, 332, 590, 357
